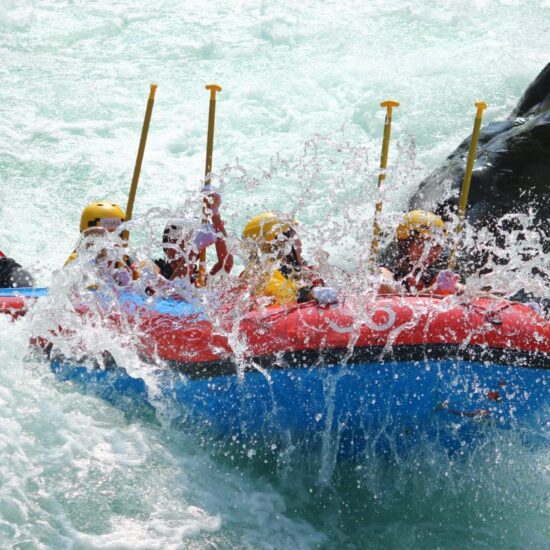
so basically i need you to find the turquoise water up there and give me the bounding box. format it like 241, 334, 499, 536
1, 0, 549, 547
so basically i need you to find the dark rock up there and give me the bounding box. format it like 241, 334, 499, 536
0, 257, 35, 288
410, 63, 550, 254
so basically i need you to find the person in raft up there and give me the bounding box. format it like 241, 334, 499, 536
0, 250, 34, 288
153, 188, 233, 285
240, 212, 337, 306
65, 201, 139, 287
379, 209, 463, 295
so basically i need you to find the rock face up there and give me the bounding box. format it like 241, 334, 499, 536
410, 63, 550, 244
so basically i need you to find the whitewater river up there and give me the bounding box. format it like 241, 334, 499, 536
1, 0, 549, 547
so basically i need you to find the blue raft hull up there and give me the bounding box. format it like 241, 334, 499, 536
50, 355, 549, 459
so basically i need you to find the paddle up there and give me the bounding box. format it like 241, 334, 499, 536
449, 101, 487, 270
197, 83, 222, 287
122, 83, 158, 241
370, 100, 400, 265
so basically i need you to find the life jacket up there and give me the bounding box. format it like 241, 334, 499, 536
242, 242, 326, 307
280, 249, 324, 302
240, 258, 295, 306
263, 269, 299, 306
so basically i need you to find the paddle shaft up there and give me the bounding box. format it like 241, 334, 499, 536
370, 100, 399, 264
457, 101, 487, 223
198, 84, 222, 286
123, 83, 157, 240
449, 101, 487, 269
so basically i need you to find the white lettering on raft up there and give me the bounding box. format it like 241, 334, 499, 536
326, 306, 397, 333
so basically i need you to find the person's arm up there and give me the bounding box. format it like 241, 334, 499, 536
378, 267, 399, 294
210, 237, 233, 275
425, 270, 463, 295
205, 191, 234, 275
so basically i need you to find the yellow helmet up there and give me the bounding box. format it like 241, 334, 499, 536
242, 212, 295, 242
80, 201, 125, 233
396, 210, 446, 241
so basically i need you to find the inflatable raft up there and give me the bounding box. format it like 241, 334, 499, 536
0, 287, 46, 318
2, 287, 549, 459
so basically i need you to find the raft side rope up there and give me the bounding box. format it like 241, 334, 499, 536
123, 83, 158, 241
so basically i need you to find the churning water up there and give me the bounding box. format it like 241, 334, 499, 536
1, 0, 549, 547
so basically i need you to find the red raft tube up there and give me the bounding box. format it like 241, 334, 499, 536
132, 293, 549, 374
0, 288, 47, 319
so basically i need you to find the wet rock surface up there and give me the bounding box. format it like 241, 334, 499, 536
410, 63, 550, 245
